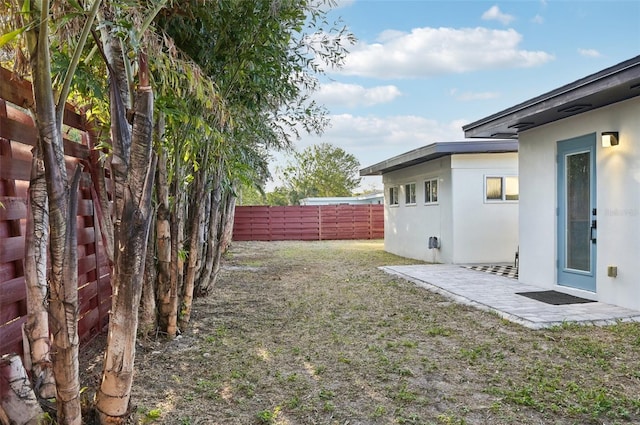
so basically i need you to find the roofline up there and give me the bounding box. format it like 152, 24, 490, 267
359, 140, 518, 176
463, 55, 640, 135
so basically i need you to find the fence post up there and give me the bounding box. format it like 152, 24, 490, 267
318, 206, 322, 240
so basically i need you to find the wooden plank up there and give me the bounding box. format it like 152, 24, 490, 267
0, 316, 27, 357
0, 276, 26, 307
0, 116, 37, 146
0, 236, 24, 263
0, 197, 27, 221
0, 302, 24, 325
78, 254, 97, 276
0, 68, 33, 109
78, 307, 100, 343
76, 198, 94, 217
77, 227, 95, 245
0, 263, 17, 285
78, 281, 98, 315
0, 156, 31, 181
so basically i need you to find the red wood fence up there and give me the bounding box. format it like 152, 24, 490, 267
0, 67, 111, 359
232, 205, 384, 241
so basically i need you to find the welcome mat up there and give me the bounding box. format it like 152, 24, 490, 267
516, 290, 596, 305
463, 264, 518, 279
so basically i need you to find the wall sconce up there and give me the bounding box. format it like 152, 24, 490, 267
601, 131, 619, 147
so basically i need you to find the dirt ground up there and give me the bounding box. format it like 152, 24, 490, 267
81, 240, 640, 425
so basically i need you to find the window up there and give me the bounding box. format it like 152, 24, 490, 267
404, 183, 416, 204
388, 186, 399, 206
485, 176, 518, 202
424, 178, 438, 204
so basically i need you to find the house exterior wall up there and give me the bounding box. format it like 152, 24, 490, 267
382, 153, 518, 264
383, 157, 452, 263
518, 96, 640, 310
450, 153, 519, 263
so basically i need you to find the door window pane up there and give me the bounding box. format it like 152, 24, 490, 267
566, 152, 590, 271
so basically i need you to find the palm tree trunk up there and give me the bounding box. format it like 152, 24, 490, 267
94, 52, 156, 423
170, 165, 186, 333
155, 143, 177, 337
178, 167, 208, 329
212, 188, 237, 283
0, 354, 44, 425
195, 166, 223, 295
139, 211, 157, 338
193, 189, 211, 296
23, 146, 56, 400
27, 1, 82, 422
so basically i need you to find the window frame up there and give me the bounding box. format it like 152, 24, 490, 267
424, 178, 439, 205
388, 186, 399, 206
484, 175, 519, 203
404, 182, 417, 205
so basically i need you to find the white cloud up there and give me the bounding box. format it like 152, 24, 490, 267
481, 5, 515, 25
531, 14, 544, 24
268, 114, 467, 191
294, 114, 465, 167
578, 48, 601, 58
449, 88, 500, 101
339, 27, 554, 79
314, 82, 401, 108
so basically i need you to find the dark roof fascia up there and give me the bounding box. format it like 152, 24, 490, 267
359, 140, 518, 176
463, 55, 640, 138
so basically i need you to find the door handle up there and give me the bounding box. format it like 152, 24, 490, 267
590, 219, 597, 243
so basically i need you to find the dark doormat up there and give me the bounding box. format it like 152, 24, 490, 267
516, 290, 596, 305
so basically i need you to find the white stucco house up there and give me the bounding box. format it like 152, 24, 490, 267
463, 55, 640, 311
360, 140, 519, 264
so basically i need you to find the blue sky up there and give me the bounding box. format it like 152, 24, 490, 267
269, 0, 640, 192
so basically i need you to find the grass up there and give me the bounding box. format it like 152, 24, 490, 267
119, 240, 640, 424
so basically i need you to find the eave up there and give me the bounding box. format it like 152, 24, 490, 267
359, 140, 518, 176
463, 55, 640, 139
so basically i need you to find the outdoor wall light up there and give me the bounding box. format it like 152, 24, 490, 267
601, 131, 619, 147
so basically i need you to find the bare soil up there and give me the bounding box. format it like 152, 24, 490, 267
81, 240, 640, 425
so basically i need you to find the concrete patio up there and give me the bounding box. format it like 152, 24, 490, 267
381, 264, 640, 329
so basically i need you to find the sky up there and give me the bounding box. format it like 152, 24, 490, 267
268, 0, 640, 192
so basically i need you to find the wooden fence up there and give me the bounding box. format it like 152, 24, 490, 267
0, 67, 111, 359
232, 204, 384, 241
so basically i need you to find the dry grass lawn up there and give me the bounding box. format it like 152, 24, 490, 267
82, 240, 640, 425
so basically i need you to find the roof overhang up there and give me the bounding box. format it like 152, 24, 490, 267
359, 140, 518, 176
463, 55, 640, 139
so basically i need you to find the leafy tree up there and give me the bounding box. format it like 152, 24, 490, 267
237, 183, 268, 205
277, 142, 361, 204
266, 187, 291, 206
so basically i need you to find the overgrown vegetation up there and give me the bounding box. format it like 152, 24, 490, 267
82, 240, 640, 424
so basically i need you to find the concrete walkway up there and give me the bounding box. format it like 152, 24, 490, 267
381, 264, 640, 329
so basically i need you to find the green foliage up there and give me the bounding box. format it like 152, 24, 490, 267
266, 187, 292, 206
140, 408, 162, 424
156, 0, 355, 192
236, 183, 267, 206
276, 142, 361, 204
256, 406, 280, 424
